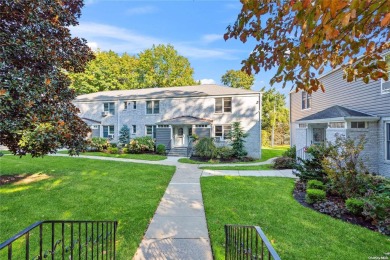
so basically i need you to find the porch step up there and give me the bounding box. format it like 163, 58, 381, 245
168, 147, 188, 157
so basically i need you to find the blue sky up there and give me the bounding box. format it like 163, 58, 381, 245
70, 0, 291, 96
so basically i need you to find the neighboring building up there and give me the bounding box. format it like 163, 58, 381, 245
290, 67, 390, 177
74, 85, 262, 158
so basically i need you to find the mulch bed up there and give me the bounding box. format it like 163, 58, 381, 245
189, 156, 254, 163
0, 175, 26, 186
293, 181, 378, 232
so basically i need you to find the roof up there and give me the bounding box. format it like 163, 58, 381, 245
298, 105, 375, 122
156, 116, 212, 125
75, 85, 260, 102
81, 117, 101, 124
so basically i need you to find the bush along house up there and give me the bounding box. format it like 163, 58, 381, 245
290, 66, 390, 177
74, 85, 262, 158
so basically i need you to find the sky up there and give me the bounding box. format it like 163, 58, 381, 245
70, 0, 292, 97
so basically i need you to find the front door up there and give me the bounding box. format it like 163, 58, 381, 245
174, 127, 186, 147
312, 128, 325, 144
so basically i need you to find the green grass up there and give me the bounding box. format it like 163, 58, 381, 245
58, 150, 167, 161
179, 147, 289, 164
0, 150, 11, 155
200, 164, 273, 170
0, 156, 175, 258
201, 177, 389, 260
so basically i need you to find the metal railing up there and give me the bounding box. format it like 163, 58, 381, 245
0, 220, 118, 260
296, 147, 312, 161
225, 225, 281, 260
187, 137, 193, 157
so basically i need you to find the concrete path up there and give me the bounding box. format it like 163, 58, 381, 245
201, 169, 296, 178
134, 163, 213, 260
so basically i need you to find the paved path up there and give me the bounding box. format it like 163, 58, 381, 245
50, 154, 295, 259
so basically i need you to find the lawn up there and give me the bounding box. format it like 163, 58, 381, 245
0, 156, 175, 258
58, 150, 167, 161
200, 164, 273, 170
179, 146, 289, 164
201, 177, 389, 260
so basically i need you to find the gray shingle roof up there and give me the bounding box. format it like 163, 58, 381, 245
74, 85, 259, 101
156, 116, 212, 125
298, 105, 374, 121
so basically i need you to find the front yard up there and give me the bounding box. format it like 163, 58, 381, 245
201, 177, 389, 260
0, 156, 175, 258
58, 150, 167, 161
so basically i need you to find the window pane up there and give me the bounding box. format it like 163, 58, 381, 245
109, 103, 115, 114
103, 126, 108, 137
215, 126, 223, 136
146, 101, 153, 114
146, 125, 152, 135
307, 94, 311, 109
132, 125, 136, 133
153, 125, 156, 138
189, 128, 192, 136
124, 102, 127, 110
224, 125, 232, 139
104, 103, 108, 111
133, 101, 137, 109
215, 98, 223, 113
153, 101, 159, 114
109, 125, 114, 134
302, 92, 306, 109
224, 98, 232, 112
387, 123, 390, 160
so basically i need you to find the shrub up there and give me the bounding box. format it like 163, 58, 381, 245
129, 136, 155, 154
119, 125, 130, 146
346, 198, 365, 215
216, 146, 234, 160
194, 137, 217, 159
191, 134, 199, 142
261, 130, 270, 147
313, 201, 346, 218
283, 145, 296, 159
156, 144, 166, 155
273, 156, 295, 169
89, 137, 109, 152
229, 122, 248, 159
305, 189, 326, 204
122, 147, 129, 154
362, 193, 390, 235
110, 143, 117, 148
107, 147, 119, 154
307, 180, 325, 190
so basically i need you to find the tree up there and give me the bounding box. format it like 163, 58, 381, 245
261, 88, 289, 146
229, 122, 249, 159
225, 0, 390, 93
137, 44, 196, 88
0, 0, 94, 156
119, 125, 130, 146
221, 69, 255, 90
70, 51, 139, 94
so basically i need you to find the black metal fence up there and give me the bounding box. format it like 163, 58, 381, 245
225, 225, 281, 260
0, 220, 118, 260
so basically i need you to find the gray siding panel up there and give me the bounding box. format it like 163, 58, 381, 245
92, 127, 100, 137
194, 128, 211, 138
156, 128, 171, 148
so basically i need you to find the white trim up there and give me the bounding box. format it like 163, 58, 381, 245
214, 97, 232, 114
381, 78, 390, 94
297, 116, 380, 124
145, 100, 160, 115
385, 121, 390, 162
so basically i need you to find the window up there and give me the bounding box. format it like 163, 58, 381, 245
351, 122, 366, 129
215, 97, 232, 113
103, 125, 114, 138
124, 102, 128, 110
298, 123, 307, 128
215, 125, 232, 140
146, 125, 157, 138
329, 122, 345, 128
189, 127, 193, 136
301, 92, 312, 110
146, 100, 159, 114
104, 102, 115, 115
195, 125, 208, 128
132, 125, 136, 134
382, 56, 390, 94
91, 125, 99, 130
158, 125, 170, 128
133, 101, 137, 109
178, 128, 184, 136
386, 123, 390, 160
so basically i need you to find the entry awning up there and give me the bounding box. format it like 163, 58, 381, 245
156, 116, 213, 125
297, 105, 379, 123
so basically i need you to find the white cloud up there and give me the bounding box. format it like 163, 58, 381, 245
70, 22, 240, 60
200, 79, 216, 85
201, 34, 222, 44
126, 6, 157, 15
87, 42, 98, 51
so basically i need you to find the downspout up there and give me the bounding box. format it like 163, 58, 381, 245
117, 99, 120, 142
259, 92, 262, 158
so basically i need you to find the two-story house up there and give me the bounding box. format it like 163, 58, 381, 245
290, 67, 390, 177
74, 85, 262, 158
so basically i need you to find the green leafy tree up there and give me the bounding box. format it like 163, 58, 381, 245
261, 88, 289, 146
137, 44, 196, 88
70, 51, 139, 94
119, 125, 130, 146
221, 69, 255, 90
225, 0, 390, 92
229, 122, 249, 159
0, 0, 94, 156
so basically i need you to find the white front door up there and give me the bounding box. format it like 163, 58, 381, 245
174, 126, 187, 147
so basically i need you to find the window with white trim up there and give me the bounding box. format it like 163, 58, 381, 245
329, 122, 345, 128
382, 56, 390, 94
146, 100, 159, 114
146, 125, 157, 138
386, 123, 390, 160
133, 101, 137, 109
103, 125, 114, 138
195, 125, 208, 128
157, 125, 170, 128
91, 125, 99, 130
132, 125, 136, 134
103, 102, 115, 115
124, 101, 128, 110
215, 97, 232, 113
298, 123, 307, 128
215, 125, 232, 140
351, 122, 366, 129
301, 92, 311, 109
